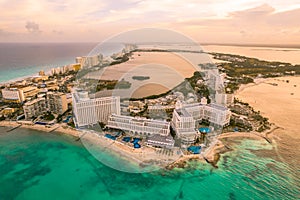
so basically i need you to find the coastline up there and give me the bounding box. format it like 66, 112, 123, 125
0, 120, 184, 171
2, 74, 299, 170
192, 76, 300, 167
1, 45, 299, 170
0, 121, 79, 138
0, 114, 282, 170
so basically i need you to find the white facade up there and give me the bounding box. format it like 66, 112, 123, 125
207, 69, 223, 91
80, 54, 103, 68
171, 107, 198, 144
174, 102, 231, 127
171, 102, 231, 144
215, 93, 234, 106
204, 104, 231, 125
72, 91, 120, 127
172, 108, 195, 132
107, 114, 170, 137
75, 57, 83, 65
148, 104, 174, 112
145, 134, 174, 148
51, 67, 62, 75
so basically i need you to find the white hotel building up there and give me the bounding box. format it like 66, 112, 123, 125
72, 91, 120, 127
107, 114, 170, 137
172, 102, 231, 144
182, 103, 231, 126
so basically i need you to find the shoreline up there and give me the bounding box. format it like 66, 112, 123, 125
1, 49, 299, 170
0, 118, 279, 170
1, 75, 295, 170
0, 121, 184, 171
0, 121, 80, 138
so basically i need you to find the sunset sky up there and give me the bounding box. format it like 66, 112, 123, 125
0, 0, 300, 44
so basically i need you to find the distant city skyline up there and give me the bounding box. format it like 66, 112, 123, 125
1, 0, 300, 44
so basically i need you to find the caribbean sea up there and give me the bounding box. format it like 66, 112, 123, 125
0, 127, 298, 200
0, 43, 95, 83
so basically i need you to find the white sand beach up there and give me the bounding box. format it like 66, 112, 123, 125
0, 121, 79, 138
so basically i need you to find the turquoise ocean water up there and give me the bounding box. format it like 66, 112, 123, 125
0, 127, 298, 200
0, 43, 95, 83
0, 43, 126, 83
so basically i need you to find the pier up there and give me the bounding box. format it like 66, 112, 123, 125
6, 124, 22, 132
75, 131, 89, 141
48, 126, 60, 133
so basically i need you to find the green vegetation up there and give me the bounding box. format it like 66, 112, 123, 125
225, 76, 254, 93
98, 122, 106, 129
132, 76, 150, 81
110, 52, 131, 65
133, 49, 203, 54
0, 116, 6, 121
214, 53, 299, 78
212, 52, 299, 93
67, 121, 75, 128
116, 79, 132, 89
129, 89, 171, 101
43, 112, 55, 121
56, 108, 71, 123
226, 98, 271, 133
90, 79, 132, 92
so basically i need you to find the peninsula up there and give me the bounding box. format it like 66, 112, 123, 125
0, 44, 298, 170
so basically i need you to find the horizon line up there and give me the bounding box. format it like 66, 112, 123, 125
0, 42, 300, 48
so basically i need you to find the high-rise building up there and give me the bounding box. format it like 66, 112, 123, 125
79, 54, 104, 68
75, 57, 83, 65
215, 93, 234, 106
171, 102, 231, 144
51, 67, 62, 75
207, 69, 224, 91
173, 102, 231, 128
23, 97, 46, 119
171, 108, 198, 145
72, 91, 120, 127
47, 92, 68, 115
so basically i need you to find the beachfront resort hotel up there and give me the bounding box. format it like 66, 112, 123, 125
72, 90, 120, 127
107, 114, 170, 137
172, 101, 231, 144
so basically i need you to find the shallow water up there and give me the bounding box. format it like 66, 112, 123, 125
0, 127, 299, 200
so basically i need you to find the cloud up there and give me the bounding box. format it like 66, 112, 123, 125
177, 4, 300, 29
168, 4, 300, 44
229, 4, 275, 18
0, 1, 299, 43
25, 21, 41, 33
